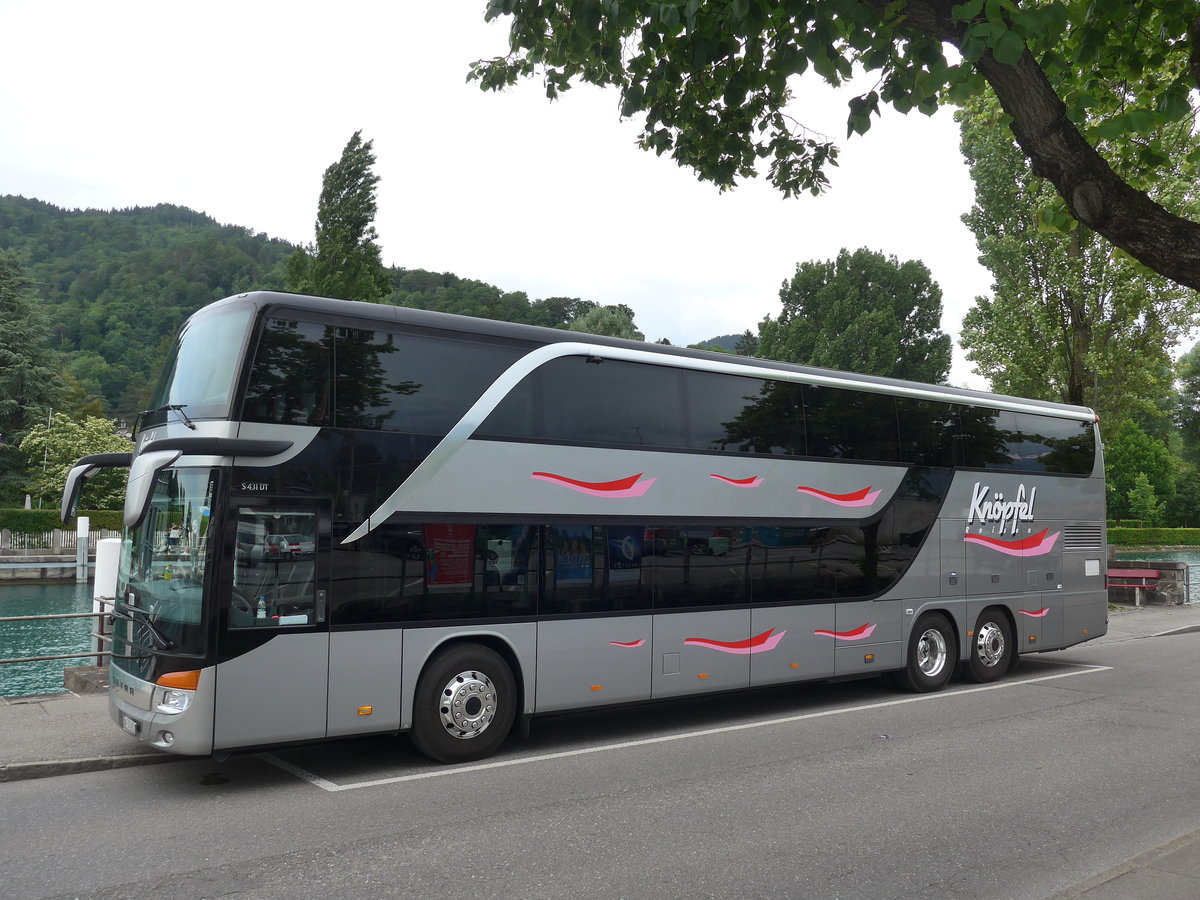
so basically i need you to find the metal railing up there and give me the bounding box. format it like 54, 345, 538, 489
0, 529, 121, 553
0, 598, 114, 669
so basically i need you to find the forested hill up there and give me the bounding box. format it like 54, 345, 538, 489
0, 195, 664, 423
0, 195, 297, 421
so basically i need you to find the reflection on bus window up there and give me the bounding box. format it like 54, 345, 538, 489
230, 508, 317, 628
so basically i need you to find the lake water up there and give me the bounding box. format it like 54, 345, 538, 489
0, 582, 97, 697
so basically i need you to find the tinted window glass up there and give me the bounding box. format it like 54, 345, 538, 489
243, 319, 334, 426
330, 524, 537, 624
705, 378, 803, 455
329, 522, 425, 625
540, 525, 654, 614
420, 524, 536, 621
804, 387, 900, 462
751, 527, 826, 602
896, 398, 957, 466
335, 328, 526, 434
1016, 413, 1095, 475
955, 405, 1010, 468
482, 357, 688, 449
651, 526, 749, 609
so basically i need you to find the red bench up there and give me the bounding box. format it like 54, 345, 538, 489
1106, 568, 1161, 607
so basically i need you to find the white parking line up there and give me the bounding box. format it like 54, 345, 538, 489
259, 663, 1112, 792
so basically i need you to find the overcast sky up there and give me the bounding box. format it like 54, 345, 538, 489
1, 1, 993, 386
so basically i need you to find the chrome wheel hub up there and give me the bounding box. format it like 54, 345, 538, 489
438, 670, 498, 740
975, 622, 1006, 668
916, 628, 948, 677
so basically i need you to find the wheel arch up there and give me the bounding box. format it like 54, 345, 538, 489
400, 625, 534, 732
903, 603, 964, 661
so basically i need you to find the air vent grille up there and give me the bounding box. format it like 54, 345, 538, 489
1063, 524, 1104, 551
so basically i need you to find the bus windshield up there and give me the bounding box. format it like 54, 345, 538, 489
146, 304, 255, 421
116, 467, 217, 658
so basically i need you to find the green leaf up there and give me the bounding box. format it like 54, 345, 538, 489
992, 30, 1025, 65
951, 0, 984, 21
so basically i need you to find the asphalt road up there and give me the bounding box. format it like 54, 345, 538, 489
5, 630, 1200, 900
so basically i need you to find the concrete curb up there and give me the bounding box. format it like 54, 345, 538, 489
1045, 828, 1200, 899
0, 750, 180, 783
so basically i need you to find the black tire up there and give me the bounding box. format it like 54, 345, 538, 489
964, 608, 1014, 683
410, 643, 517, 764
896, 612, 956, 693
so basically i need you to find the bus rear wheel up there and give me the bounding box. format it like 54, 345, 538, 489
896, 612, 955, 693
965, 609, 1014, 683
410, 643, 516, 764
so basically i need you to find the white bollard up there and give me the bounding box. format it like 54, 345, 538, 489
75, 516, 90, 583
92, 537, 121, 664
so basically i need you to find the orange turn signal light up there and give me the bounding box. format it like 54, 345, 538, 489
156, 669, 200, 691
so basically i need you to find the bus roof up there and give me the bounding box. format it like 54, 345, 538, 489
199, 291, 1097, 421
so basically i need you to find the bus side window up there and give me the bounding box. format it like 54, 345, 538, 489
230, 508, 318, 628
242, 319, 333, 427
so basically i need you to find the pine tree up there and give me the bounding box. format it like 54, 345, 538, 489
0, 250, 61, 503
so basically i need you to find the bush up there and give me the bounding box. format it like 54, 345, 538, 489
1108, 527, 1200, 546
0, 508, 122, 533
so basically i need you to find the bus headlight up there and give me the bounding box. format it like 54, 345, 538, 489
156, 689, 192, 714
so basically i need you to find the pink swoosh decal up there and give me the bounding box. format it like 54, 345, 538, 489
814, 623, 877, 641
609, 639, 646, 647
1018, 608, 1049, 618
963, 528, 1060, 557
684, 628, 786, 655
710, 474, 763, 488
531, 471, 656, 498
796, 485, 882, 507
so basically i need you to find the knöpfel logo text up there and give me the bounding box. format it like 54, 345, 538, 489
967, 482, 1036, 534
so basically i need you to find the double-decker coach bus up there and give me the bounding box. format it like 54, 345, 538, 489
62, 291, 1108, 763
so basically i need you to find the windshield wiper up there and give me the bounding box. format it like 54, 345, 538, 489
158, 404, 197, 430
111, 608, 176, 650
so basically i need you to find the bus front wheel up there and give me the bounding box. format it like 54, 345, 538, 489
896, 613, 955, 693
410, 643, 516, 764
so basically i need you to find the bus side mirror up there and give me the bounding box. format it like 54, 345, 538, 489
61, 452, 133, 524
123, 450, 182, 529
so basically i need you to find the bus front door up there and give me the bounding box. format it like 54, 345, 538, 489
215, 502, 329, 750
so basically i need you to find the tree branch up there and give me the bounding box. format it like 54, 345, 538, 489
878, 0, 1200, 291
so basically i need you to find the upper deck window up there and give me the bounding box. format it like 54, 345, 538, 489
146, 305, 255, 422
243, 319, 335, 426
241, 317, 528, 434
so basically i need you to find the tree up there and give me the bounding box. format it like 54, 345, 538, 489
18, 414, 131, 510
957, 93, 1198, 421
527, 296, 599, 328
1104, 418, 1174, 521
1175, 342, 1200, 469
287, 131, 390, 303
471, 2, 1200, 291
0, 250, 60, 504
734, 329, 759, 357
567, 304, 644, 340
1127, 472, 1164, 526
758, 247, 950, 382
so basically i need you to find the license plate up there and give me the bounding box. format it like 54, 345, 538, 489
122, 714, 141, 736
